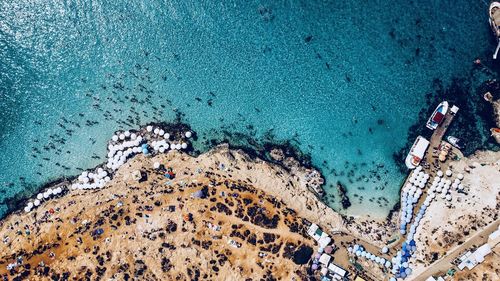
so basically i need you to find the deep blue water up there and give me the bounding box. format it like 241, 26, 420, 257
0, 0, 494, 217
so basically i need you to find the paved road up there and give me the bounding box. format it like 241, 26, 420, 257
411, 219, 500, 281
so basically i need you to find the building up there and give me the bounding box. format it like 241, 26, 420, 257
425, 277, 445, 281
487, 227, 500, 247
328, 263, 346, 278
457, 244, 492, 270
319, 253, 332, 265
318, 232, 332, 248
307, 223, 323, 241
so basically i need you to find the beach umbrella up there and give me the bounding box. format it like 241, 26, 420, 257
405, 268, 412, 275
131, 133, 137, 140
348, 247, 353, 253
184, 131, 192, 138
437, 171, 443, 177
356, 250, 361, 256
192, 190, 205, 199
24, 206, 31, 213
159, 147, 166, 153
454, 178, 461, 184
457, 173, 464, 180
324, 246, 333, 254
124, 131, 130, 137
311, 264, 318, 270
137, 136, 143, 142
112, 135, 119, 142
154, 128, 159, 134
146, 126, 153, 132
385, 261, 392, 268
119, 133, 125, 140
181, 143, 188, 149
353, 245, 359, 251
446, 194, 452, 201
159, 129, 165, 136
163, 133, 170, 140
382, 246, 389, 254
34, 199, 41, 206
446, 169, 452, 176
153, 162, 160, 169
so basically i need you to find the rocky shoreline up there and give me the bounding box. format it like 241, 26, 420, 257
0, 119, 498, 280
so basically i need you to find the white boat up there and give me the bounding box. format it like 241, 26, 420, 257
426, 101, 449, 130
490, 1, 500, 59
405, 136, 430, 169
446, 136, 463, 149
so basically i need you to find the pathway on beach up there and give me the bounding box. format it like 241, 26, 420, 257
412, 218, 500, 280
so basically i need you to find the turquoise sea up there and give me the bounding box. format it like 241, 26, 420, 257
0, 0, 497, 218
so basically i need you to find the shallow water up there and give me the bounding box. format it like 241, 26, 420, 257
0, 0, 494, 217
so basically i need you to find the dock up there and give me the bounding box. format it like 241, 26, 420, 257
424, 106, 460, 174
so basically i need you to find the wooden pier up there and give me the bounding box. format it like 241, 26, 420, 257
424, 108, 458, 173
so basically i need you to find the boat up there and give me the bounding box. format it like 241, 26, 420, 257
490, 1, 500, 59
426, 101, 449, 130
405, 136, 430, 169
446, 136, 463, 149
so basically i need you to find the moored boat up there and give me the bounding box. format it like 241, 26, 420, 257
405, 136, 430, 169
426, 101, 449, 130
489, 1, 500, 59
446, 136, 463, 149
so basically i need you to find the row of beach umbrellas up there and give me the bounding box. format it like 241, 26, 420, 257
24, 125, 194, 213
348, 244, 392, 269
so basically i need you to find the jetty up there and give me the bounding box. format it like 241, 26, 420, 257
425, 105, 460, 168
